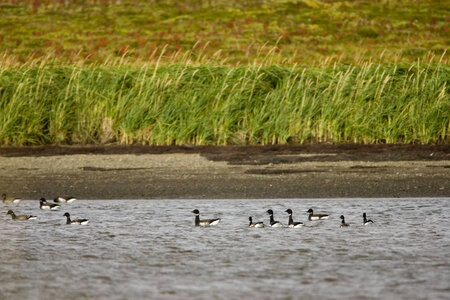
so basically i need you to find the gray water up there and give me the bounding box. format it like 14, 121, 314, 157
1, 198, 449, 300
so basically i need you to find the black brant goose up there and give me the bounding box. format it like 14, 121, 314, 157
340, 215, 350, 227
363, 212, 374, 225
192, 209, 221, 227
248, 216, 264, 228
40, 198, 60, 210
266, 209, 282, 227
307, 208, 329, 220
2, 194, 21, 204
54, 196, 77, 203
63, 212, 89, 225
7, 210, 36, 220
285, 209, 304, 228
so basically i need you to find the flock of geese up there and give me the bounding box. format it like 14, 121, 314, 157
4, 193, 374, 228
193, 208, 374, 227
3, 194, 88, 225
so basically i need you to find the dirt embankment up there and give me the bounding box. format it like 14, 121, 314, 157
0, 144, 449, 199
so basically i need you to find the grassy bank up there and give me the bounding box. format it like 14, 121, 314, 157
0, 1, 447, 147
0, 62, 448, 145
0, 0, 448, 65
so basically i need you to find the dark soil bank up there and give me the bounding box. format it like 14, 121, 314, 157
0, 144, 449, 199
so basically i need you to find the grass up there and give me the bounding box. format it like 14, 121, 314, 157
0, 60, 448, 146
0, 0, 448, 65
0, 0, 448, 146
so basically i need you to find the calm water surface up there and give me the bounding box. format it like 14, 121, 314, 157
1, 198, 449, 299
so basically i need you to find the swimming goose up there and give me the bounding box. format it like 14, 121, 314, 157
340, 215, 350, 227
2, 194, 21, 204
248, 216, 264, 228
40, 198, 60, 210
7, 210, 36, 220
363, 213, 374, 225
192, 209, 221, 227
63, 212, 89, 225
307, 208, 329, 221
266, 209, 282, 227
285, 209, 304, 228
54, 196, 77, 203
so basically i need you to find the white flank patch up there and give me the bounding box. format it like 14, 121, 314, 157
209, 219, 221, 226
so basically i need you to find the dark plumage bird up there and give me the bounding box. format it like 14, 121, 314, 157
2, 194, 21, 204
54, 196, 77, 203
7, 210, 36, 220
39, 198, 60, 210
63, 212, 89, 225
40, 198, 60, 210
248, 216, 264, 228
340, 215, 350, 227
266, 209, 282, 227
363, 212, 374, 225
307, 208, 329, 221
285, 209, 304, 228
192, 209, 221, 227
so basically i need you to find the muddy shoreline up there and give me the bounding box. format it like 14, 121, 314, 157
1, 144, 449, 199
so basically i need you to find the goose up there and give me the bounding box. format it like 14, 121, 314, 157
340, 215, 350, 227
7, 210, 36, 220
248, 216, 264, 228
285, 209, 304, 228
2, 194, 21, 204
40, 198, 60, 210
266, 209, 282, 227
54, 196, 77, 203
63, 212, 89, 225
192, 209, 221, 227
363, 213, 374, 225
307, 208, 329, 221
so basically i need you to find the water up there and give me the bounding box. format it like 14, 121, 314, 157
1, 198, 449, 299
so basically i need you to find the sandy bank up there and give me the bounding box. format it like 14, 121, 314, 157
0, 145, 448, 199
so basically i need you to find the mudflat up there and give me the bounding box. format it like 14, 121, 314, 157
0, 144, 449, 199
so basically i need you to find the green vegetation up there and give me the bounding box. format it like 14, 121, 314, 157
0, 0, 448, 145
0, 62, 448, 145
0, 0, 448, 65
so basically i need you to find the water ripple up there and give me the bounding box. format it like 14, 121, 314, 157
0, 198, 449, 299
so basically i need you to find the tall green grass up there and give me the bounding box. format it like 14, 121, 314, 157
0, 62, 448, 145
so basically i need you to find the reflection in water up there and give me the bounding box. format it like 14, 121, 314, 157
0, 198, 449, 299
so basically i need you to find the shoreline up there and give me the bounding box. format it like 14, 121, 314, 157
1, 144, 449, 199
